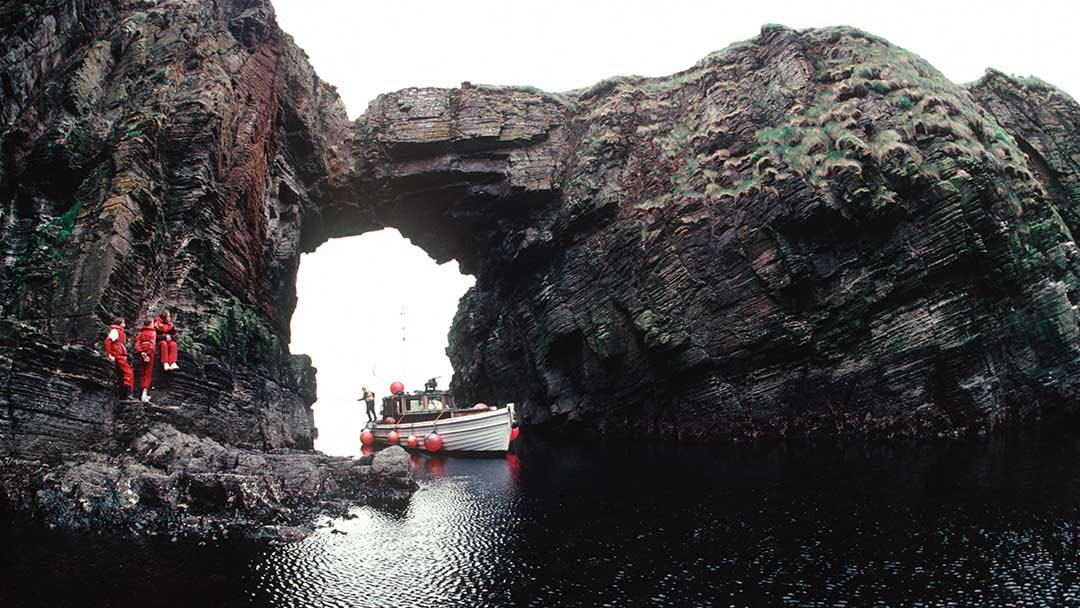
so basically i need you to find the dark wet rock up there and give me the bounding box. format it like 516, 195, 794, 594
324, 25, 1080, 442
370, 446, 410, 479
438, 31, 1080, 441
0, 406, 415, 540
0, 0, 417, 540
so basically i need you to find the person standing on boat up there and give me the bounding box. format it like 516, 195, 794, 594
360, 386, 376, 422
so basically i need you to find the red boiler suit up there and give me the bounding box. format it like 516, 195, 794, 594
154, 316, 178, 365
134, 324, 157, 390
104, 324, 133, 394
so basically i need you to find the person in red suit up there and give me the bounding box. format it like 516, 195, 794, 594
104, 317, 134, 399
134, 319, 157, 402
155, 309, 179, 371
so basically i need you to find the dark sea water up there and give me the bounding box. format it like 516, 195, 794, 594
4, 423, 1080, 607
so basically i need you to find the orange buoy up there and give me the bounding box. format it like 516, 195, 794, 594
387, 430, 400, 445
360, 430, 375, 446
510, 426, 520, 442
406, 434, 419, 448
424, 432, 443, 452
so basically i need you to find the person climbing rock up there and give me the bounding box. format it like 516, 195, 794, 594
135, 319, 157, 403
155, 309, 179, 371
359, 386, 377, 422
104, 317, 134, 399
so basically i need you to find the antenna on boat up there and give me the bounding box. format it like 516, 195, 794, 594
399, 306, 407, 382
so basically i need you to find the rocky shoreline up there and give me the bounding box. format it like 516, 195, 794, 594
0, 409, 415, 543
1, 313, 416, 543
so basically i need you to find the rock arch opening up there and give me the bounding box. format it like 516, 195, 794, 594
3, 0, 1079, 458
290, 229, 474, 455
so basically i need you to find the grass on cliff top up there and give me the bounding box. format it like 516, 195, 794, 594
701, 27, 1039, 201
614, 26, 1062, 283
470, 83, 570, 103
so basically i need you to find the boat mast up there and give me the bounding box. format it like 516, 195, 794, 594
399, 305, 407, 388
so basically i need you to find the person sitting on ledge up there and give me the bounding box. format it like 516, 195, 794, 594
104, 317, 134, 400
134, 319, 157, 403
155, 309, 180, 371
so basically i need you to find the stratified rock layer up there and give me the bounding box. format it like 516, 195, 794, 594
437, 29, 1080, 440
3, 0, 1080, 487
0, 0, 408, 537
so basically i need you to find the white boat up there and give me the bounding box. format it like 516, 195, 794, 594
368, 389, 517, 453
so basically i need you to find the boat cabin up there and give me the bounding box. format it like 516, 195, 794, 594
382, 389, 459, 423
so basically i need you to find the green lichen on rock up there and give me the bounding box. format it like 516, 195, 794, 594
34, 199, 83, 254
183, 298, 282, 369
6, 198, 85, 318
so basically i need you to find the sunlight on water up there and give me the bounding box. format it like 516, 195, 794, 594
6, 431, 1080, 607
251, 458, 520, 607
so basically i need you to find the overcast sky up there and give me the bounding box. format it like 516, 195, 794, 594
283, 0, 1079, 415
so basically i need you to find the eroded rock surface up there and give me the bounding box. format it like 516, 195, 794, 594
435, 29, 1080, 440
0, 407, 414, 540
0, 0, 410, 538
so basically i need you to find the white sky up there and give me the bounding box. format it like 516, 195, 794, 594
290, 229, 472, 403
283, 0, 1079, 417
275, 0, 1078, 120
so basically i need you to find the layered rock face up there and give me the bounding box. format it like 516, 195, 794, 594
438, 29, 1080, 440
3, 0, 1080, 494
0, 0, 409, 537
0, 0, 348, 458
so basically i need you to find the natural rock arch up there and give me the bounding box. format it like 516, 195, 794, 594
4, 1, 1080, 464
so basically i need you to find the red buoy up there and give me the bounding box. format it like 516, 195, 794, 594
474, 402, 488, 410
510, 426, 520, 442
387, 430, 400, 445
424, 432, 443, 452
406, 434, 419, 448
360, 430, 375, 446
390, 381, 404, 394
384, 417, 396, 424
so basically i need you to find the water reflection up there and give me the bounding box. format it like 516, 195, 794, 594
248, 455, 521, 607
424, 456, 446, 479
241, 430, 1080, 607
4, 426, 1080, 607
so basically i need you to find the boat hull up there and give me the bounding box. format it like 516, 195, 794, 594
371, 406, 513, 453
